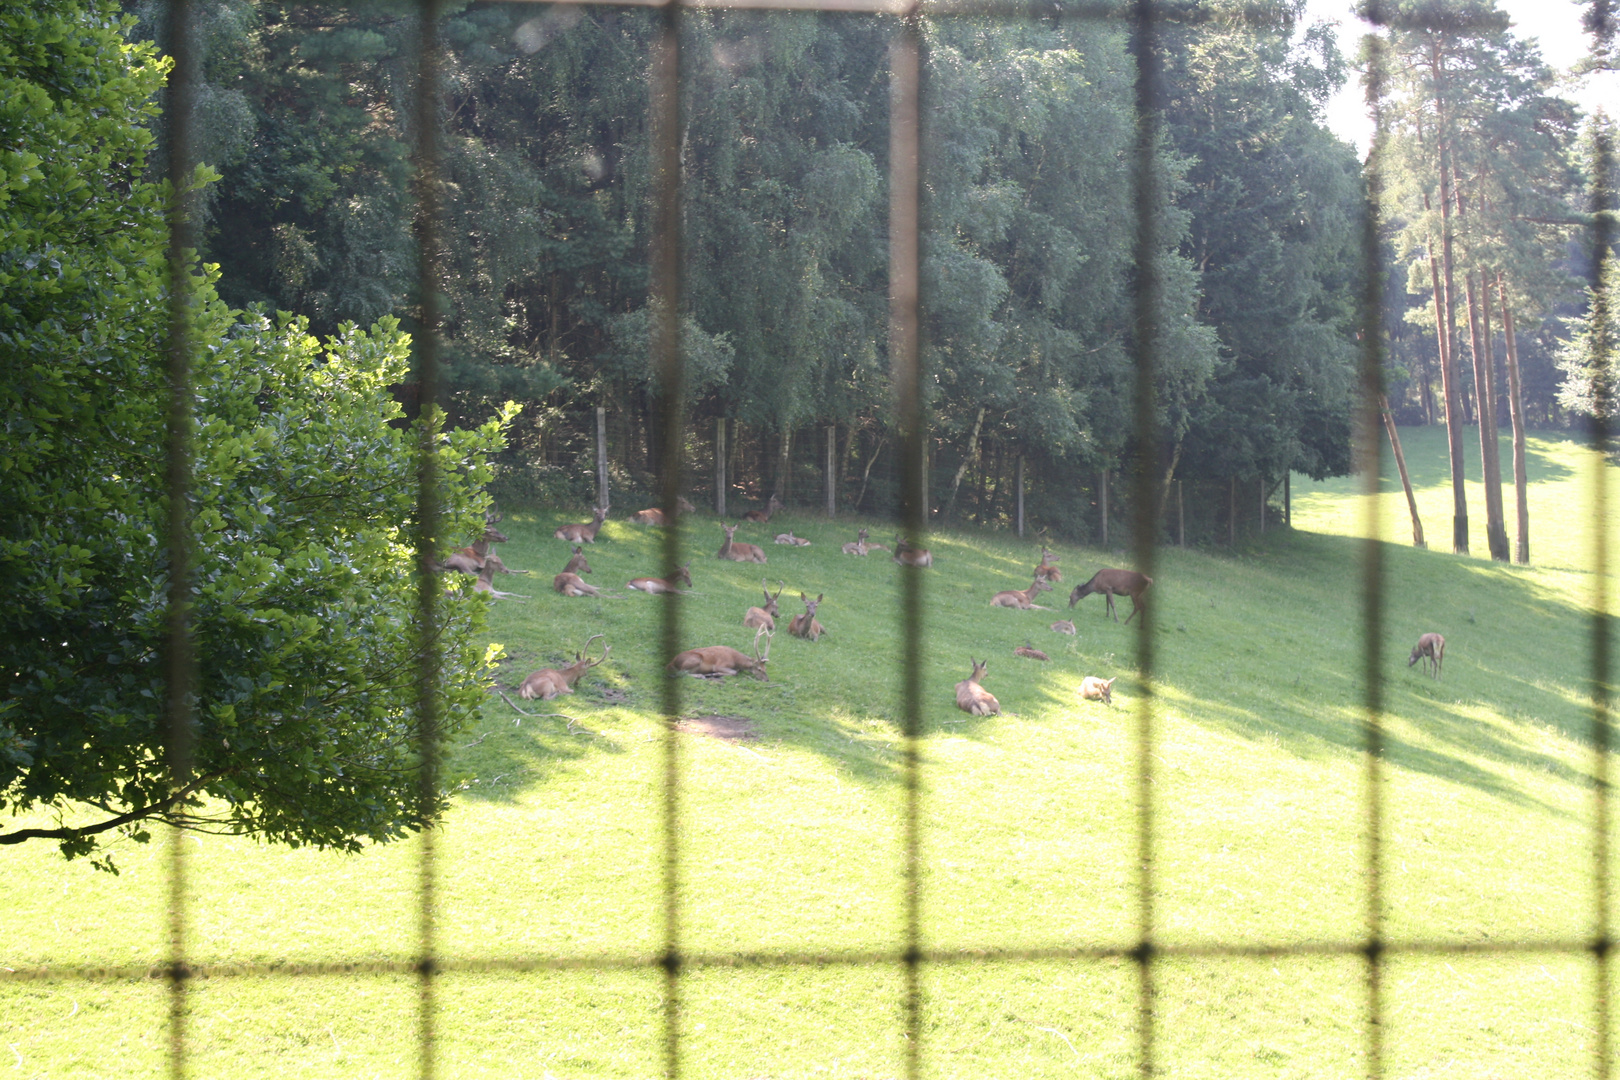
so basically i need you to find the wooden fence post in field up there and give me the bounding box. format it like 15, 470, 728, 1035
595, 405, 610, 511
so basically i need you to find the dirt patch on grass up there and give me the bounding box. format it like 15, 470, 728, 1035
677, 714, 758, 740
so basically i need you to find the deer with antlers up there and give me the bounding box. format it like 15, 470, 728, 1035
991, 575, 1054, 610
627, 564, 692, 595
954, 658, 1000, 716
893, 535, 932, 567
1069, 568, 1153, 624
744, 581, 784, 632
743, 494, 782, 524
554, 506, 608, 544
718, 523, 767, 563
788, 593, 828, 641
518, 635, 611, 700
667, 628, 773, 681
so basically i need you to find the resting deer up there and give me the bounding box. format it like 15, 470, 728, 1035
893, 535, 932, 567
480, 553, 525, 575
630, 497, 694, 525
774, 530, 811, 546
991, 575, 1054, 610
1069, 568, 1153, 624
627, 564, 692, 595
473, 561, 529, 599
1034, 546, 1062, 584
744, 581, 784, 632
842, 528, 871, 556
1050, 620, 1076, 635
788, 593, 827, 641
553, 571, 603, 598
718, 523, 767, 563
453, 512, 509, 563
1014, 643, 1050, 661
1408, 632, 1445, 678
519, 634, 610, 700
1080, 675, 1115, 704
667, 628, 772, 681
554, 506, 608, 543
743, 494, 782, 524
438, 550, 484, 575
954, 658, 1000, 716
562, 546, 592, 576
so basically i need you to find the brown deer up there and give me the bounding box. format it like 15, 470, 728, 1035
743, 581, 784, 632
453, 512, 510, 563
518, 634, 610, 700
841, 528, 871, 555
627, 564, 692, 595
774, 530, 811, 546
1080, 675, 1115, 704
630, 497, 694, 525
562, 546, 592, 576
1069, 568, 1153, 624
954, 658, 1000, 716
1408, 633, 1445, 678
667, 628, 773, 680
552, 571, 603, 598
1034, 546, 1062, 584
1050, 620, 1076, 635
1013, 643, 1050, 661
991, 575, 1054, 610
718, 523, 767, 563
473, 561, 529, 599
788, 593, 827, 641
554, 506, 608, 543
438, 550, 484, 575
743, 494, 782, 524
479, 553, 525, 575
893, 535, 932, 567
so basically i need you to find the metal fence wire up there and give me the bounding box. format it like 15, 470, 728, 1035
15, 0, 1618, 1075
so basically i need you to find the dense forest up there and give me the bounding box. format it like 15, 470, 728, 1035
137, 0, 1615, 544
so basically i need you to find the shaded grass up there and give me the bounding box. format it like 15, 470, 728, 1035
4, 430, 1620, 1077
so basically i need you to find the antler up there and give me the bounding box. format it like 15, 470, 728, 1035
579, 633, 609, 667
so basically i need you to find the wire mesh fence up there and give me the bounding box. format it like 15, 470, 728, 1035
2, 0, 1615, 1076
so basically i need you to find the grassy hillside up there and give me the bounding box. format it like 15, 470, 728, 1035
3, 428, 1618, 1078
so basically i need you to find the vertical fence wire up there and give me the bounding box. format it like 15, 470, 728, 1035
59, 0, 1611, 1077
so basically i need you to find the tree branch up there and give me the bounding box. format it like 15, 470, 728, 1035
0, 768, 238, 846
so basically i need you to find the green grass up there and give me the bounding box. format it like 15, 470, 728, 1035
4, 426, 1620, 1077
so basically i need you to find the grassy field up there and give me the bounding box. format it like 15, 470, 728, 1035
3, 425, 1619, 1078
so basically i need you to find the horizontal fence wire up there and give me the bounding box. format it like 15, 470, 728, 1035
1, 1, 1612, 1079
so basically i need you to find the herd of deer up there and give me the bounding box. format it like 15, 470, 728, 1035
444, 495, 1450, 716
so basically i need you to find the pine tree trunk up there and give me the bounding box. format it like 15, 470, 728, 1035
1430, 110, 1469, 553
1499, 272, 1530, 563
945, 406, 985, 522
1380, 393, 1425, 548
774, 426, 792, 505
1464, 270, 1509, 559
1016, 453, 1026, 538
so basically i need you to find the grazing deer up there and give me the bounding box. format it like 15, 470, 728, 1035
788, 593, 827, 641
667, 628, 773, 681
1408, 632, 1445, 678
627, 564, 692, 595
554, 506, 608, 543
552, 571, 603, 598
743, 494, 782, 524
562, 546, 592, 576
1050, 620, 1076, 635
774, 530, 811, 546
991, 576, 1054, 610
473, 561, 529, 599
954, 658, 1000, 716
1034, 546, 1062, 584
1079, 676, 1115, 704
1069, 569, 1153, 624
744, 581, 784, 632
718, 523, 767, 563
1014, 643, 1050, 661
893, 535, 932, 567
842, 528, 871, 555
519, 634, 610, 700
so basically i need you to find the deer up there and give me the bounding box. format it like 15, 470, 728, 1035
743, 580, 784, 632
552, 571, 604, 598
518, 634, 610, 700
774, 530, 811, 546
1034, 546, 1062, 584
667, 627, 773, 681
627, 564, 692, 595
1408, 632, 1445, 678
1069, 568, 1153, 624
842, 528, 871, 555
893, 535, 932, 567
743, 494, 782, 524
717, 522, 767, 563
1013, 643, 1050, 661
788, 593, 827, 641
452, 512, 509, 564
991, 575, 1054, 610
954, 658, 1000, 716
1050, 620, 1076, 635
479, 553, 526, 576
473, 561, 529, 599
1080, 675, 1115, 705
562, 546, 592, 576
630, 497, 695, 525
554, 506, 608, 544
438, 550, 484, 575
